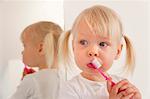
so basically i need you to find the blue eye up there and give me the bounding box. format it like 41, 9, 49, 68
79, 40, 88, 45
99, 42, 108, 47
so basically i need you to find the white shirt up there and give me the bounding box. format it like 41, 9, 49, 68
10, 69, 60, 99
58, 74, 123, 99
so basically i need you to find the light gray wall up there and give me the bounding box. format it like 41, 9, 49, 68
148, 3, 150, 98
64, 1, 149, 99
0, 6, 3, 99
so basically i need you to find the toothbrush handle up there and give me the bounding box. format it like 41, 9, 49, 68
97, 68, 109, 80
97, 68, 116, 87
111, 81, 116, 87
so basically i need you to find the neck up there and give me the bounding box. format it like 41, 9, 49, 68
39, 65, 48, 70
38, 55, 48, 70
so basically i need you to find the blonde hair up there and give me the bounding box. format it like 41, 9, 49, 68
59, 5, 135, 77
21, 21, 62, 68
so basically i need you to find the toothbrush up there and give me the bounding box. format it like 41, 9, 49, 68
92, 59, 126, 93
91, 59, 115, 86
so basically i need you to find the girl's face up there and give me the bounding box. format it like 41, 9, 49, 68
73, 20, 122, 74
22, 32, 41, 67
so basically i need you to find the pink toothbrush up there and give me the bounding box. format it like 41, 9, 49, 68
91, 59, 115, 86
91, 59, 126, 93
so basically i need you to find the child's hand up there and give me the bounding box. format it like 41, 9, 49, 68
107, 79, 142, 99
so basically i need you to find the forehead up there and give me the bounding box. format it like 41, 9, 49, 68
74, 18, 123, 43
76, 19, 110, 39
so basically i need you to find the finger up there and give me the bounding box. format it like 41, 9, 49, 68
119, 80, 136, 91
119, 81, 131, 91
122, 93, 134, 99
131, 91, 142, 99
117, 91, 125, 99
125, 87, 136, 95
111, 79, 128, 94
116, 79, 129, 87
118, 83, 134, 94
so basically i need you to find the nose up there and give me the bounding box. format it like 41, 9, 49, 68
88, 52, 98, 56
88, 46, 99, 57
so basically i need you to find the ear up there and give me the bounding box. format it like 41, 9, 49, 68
114, 43, 123, 60
37, 43, 45, 55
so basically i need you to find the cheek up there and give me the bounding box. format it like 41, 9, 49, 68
73, 43, 81, 57
22, 50, 28, 61
104, 57, 114, 66
22, 51, 27, 64
73, 47, 85, 66
74, 49, 81, 63
101, 51, 116, 71
22, 49, 31, 59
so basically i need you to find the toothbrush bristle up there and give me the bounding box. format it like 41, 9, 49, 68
92, 59, 101, 69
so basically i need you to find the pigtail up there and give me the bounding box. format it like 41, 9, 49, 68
44, 33, 55, 68
124, 35, 135, 74
58, 30, 71, 80
58, 30, 71, 61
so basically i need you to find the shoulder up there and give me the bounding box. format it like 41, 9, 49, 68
9, 74, 37, 99
16, 70, 46, 91
21, 69, 60, 92
27, 69, 59, 80
33, 69, 60, 84
17, 73, 37, 90
37, 69, 58, 76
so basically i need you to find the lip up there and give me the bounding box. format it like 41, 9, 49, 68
87, 63, 96, 69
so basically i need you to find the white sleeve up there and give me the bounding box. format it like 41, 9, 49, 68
58, 82, 79, 99
9, 76, 35, 99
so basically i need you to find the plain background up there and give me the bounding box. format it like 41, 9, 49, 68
0, 0, 149, 99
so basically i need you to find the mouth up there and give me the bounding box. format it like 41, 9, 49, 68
87, 63, 96, 69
